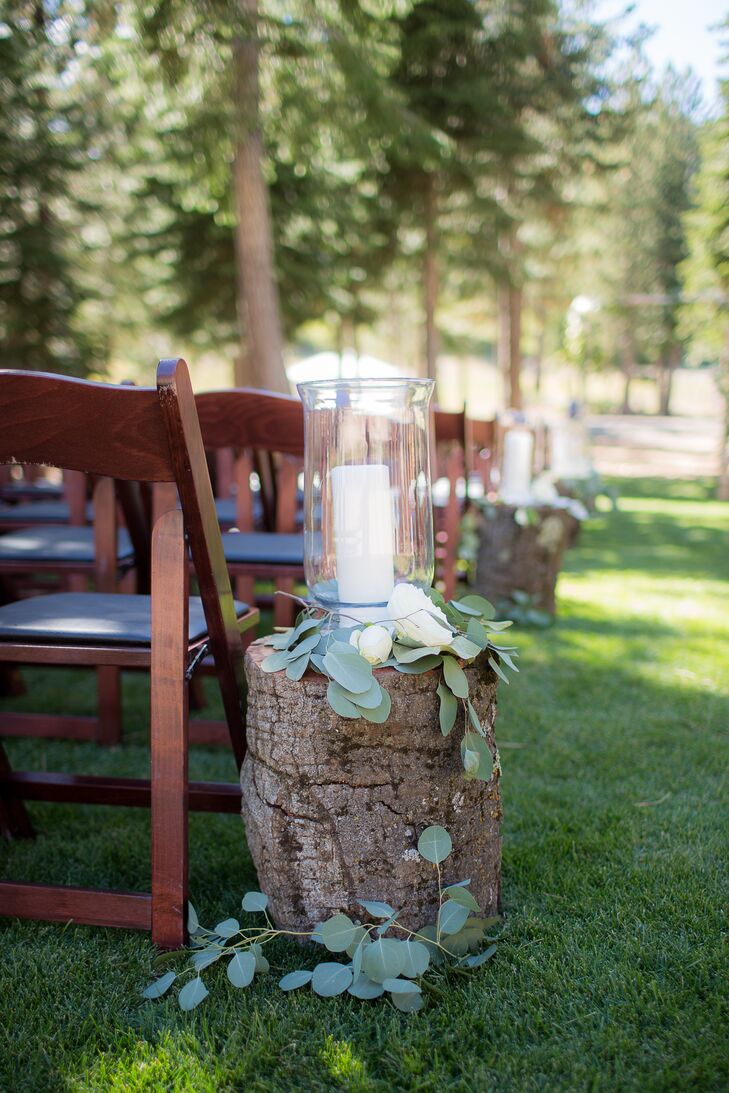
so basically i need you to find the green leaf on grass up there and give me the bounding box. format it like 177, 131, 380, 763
442, 656, 468, 698
383, 977, 422, 994
178, 977, 208, 1011
464, 944, 497, 968
251, 944, 270, 973
187, 902, 199, 934
311, 962, 353, 997
391, 989, 424, 1012
142, 971, 176, 999
362, 938, 405, 983
400, 940, 430, 978
348, 975, 384, 999
227, 951, 256, 988
215, 917, 240, 938
279, 969, 313, 991
417, 825, 452, 864
191, 949, 221, 972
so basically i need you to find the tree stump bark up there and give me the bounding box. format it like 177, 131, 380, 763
241, 641, 501, 933
472, 504, 570, 614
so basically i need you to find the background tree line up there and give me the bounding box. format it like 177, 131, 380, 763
0, 1, 726, 460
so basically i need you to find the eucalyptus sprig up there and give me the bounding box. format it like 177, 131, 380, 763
259, 586, 518, 781
141, 825, 500, 1015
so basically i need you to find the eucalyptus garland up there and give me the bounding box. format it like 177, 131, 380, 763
259, 585, 517, 782
142, 825, 500, 1015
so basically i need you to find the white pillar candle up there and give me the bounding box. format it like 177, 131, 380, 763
331, 464, 395, 604
500, 430, 534, 505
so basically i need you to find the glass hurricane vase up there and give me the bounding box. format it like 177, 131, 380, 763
297, 378, 434, 622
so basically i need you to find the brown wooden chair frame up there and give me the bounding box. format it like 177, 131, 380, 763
0, 360, 258, 948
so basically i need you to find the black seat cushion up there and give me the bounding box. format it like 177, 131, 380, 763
222, 531, 304, 566
0, 592, 250, 645
215, 497, 265, 527
0, 525, 132, 564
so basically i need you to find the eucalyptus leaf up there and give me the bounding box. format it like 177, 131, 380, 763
142, 971, 176, 999
332, 677, 383, 710
414, 926, 445, 965
393, 644, 442, 664
424, 587, 447, 611
497, 650, 519, 673
311, 962, 353, 997
488, 655, 510, 685
241, 891, 269, 913
326, 681, 361, 719
467, 700, 484, 736
358, 900, 395, 919
447, 635, 482, 661
383, 977, 422, 995
375, 911, 400, 935
391, 989, 424, 1013
215, 917, 240, 938
483, 619, 513, 632
351, 938, 365, 981
345, 926, 372, 957
320, 913, 356, 953
463, 747, 479, 774
191, 949, 221, 972
279, 969, 313, 991
260, 650, 293, 673
442, 656, 469, 698
362, 938, 405, 983
286, 653, 310, 682
400, 940, 430, 978
441, 929, 470, 957
460, 733, 493, 782
443, 885, 480, 912
348, 975, 384, 1000
178, 977, 209, 1011
322, 643, 372, 693
288, 631, 321, 658
227, 951, 256, 988
465, 617, 489, 650
359, 686, 391, 723
393, 655, 442, 675
289, 617, 322, 643
310, 653, 326, 674
417, 824, 453, 864
187, 902, 199, 935
438, 900, 471, 936
458, 594, 496, 619
251, 943, 270, 974
464, 944, 497, 968
436, 681, 458, 736
449, 599, 482, 616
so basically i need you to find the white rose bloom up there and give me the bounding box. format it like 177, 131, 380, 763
387, 583, 453, 648
350, 624, 393, 665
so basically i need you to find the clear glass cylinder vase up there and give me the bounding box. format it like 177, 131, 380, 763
298, 378, 435, 618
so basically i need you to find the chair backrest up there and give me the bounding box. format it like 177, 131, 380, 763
0, 361, 247, 753
195, 388, 304, 533
465, 416, 497, 488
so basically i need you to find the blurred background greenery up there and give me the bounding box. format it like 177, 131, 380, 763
0, 1, 726, 442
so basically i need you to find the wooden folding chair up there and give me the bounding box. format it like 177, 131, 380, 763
465, 416, 497, 495
0, 360, 258, 948
195, 389, 305, 628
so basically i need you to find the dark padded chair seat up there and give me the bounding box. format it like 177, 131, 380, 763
222, 531, 304, 566
0, 525, 133, 564
215, 496, 265, 527
0, 501, 94, 523
0, 592, 250, 645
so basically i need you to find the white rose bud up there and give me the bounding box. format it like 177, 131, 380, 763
387, 583, 453, 648
531, 473, 558, 505
355, 625, 393, 666
349, 629, 362, 652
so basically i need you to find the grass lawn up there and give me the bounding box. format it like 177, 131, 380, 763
1, 478, 727, 1092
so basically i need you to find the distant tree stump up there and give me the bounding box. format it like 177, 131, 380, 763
472, 504, 570, 614
241, 641, 501, 933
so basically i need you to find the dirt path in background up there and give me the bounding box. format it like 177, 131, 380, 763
588, 415, 721, 478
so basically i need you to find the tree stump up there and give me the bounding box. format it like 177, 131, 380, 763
241, 640, 501, 933
472, 504, 570, 615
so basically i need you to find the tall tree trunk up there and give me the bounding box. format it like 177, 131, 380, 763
658, 343, 681, 416
497, 281, 511, 405
508, 284, 522, 410
232, 0, 288, 392
423, 173, 439, 384
534, 294, 547, 395
718, 332, 729, 501
619, 325, 636, 414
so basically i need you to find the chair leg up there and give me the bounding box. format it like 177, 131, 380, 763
150, 509, 189, 950
96, 667, 123, 746
0, 742, 34, 840
234, 574, 255, 608
188, 674, 206, 711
